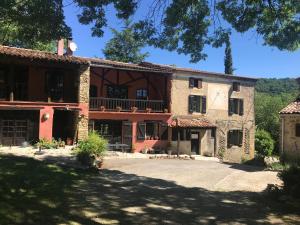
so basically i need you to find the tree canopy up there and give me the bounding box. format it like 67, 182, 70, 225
1, 1, 300, 60
0, 0, 70, 51
103, 20, 149, 63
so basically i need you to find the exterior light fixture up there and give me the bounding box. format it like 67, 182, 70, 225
43, 113, 50, 121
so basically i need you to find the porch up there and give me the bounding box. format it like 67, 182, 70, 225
89, 65, 171, 113
89, 97, 165, 112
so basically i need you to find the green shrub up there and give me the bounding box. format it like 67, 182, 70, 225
255, 129, 275, 157
35, 138, 66, 149
35, 138, 58, 149
278, 166, 300, 198
75, 132, 108, 166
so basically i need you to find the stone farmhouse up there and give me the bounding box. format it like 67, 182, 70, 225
279, 78, 300, 161
0, 41, 257, 162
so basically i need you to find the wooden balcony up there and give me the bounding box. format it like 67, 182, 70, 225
89, 97, 166, 113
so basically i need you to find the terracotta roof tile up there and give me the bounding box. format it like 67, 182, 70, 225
0, 45, 89, 65
170, 116, 216, 128
88, 58, 173, 73
280, 98, 300, 114
139, 62, 257, 82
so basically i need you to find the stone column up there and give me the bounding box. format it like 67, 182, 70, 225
77, 64, 90, 141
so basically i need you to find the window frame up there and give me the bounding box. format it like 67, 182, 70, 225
136, 89, 148, 100
227, 130, 243, 148
189, 95, 206, 114
233, 82, 241, 92
107, 85, 128, 99
229, 98, 244, 116
137, 121, 168, 140
189, 78, 202, 89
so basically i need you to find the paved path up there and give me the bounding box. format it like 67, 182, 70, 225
103, 158, 281, 192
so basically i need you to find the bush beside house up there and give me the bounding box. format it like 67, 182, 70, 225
74, 132, 108, 168
255, 129, 275, 157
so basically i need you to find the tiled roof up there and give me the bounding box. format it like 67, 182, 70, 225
280, 98, 300, 114
139, 62, 258, 82
170, 116, 216, 128
0, 45, 89, 65
88, 58, 173, 73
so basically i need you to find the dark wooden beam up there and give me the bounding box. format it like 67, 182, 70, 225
121, 76, 144, 86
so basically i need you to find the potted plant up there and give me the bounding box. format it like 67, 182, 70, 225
66, 137, 73, 145
100, 106, 105, 112
74, 131, 108, 168
116, 106, 122, 112
146, 108, 152, 113
131, 107, 138, 113
164, 108, 169, 113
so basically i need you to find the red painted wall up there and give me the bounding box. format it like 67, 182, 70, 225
90, 111, 172, 152
90, 68, 169, 101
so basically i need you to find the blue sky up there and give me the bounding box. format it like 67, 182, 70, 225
64, 3, 300, 79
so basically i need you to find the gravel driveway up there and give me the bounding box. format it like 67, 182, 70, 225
103, 158, 281, 192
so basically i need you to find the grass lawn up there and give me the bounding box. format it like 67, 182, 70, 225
0, 154, 299, 225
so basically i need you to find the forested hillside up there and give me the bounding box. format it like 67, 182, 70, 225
255, 78, 299, 153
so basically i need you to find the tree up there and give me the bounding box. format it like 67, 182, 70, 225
2, 1, 300, 61
103, 20, 149, 63
0, 0, 70, 51
255, 129, 275, 157
224, 37, 233, 74
74, 0, 300, 62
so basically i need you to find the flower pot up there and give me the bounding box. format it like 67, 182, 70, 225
131, 107, 138, 113
164, 108, 169, 113
95, 159, 104, 169
116, 106, 122, 112
100, 106, 105, 112
146, 108, 152, 113
66, 138, 73, 145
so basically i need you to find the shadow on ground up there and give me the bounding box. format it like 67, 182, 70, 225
0, 155, 299, 225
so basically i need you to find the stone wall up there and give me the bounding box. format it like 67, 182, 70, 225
280, 114, 300, 161
170, 71, 256, 162
77, 65, 90, 140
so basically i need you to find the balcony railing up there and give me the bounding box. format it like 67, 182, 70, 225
90, 97, 166, 113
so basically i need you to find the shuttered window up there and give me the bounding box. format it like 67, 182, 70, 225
137, 121, 168, 140
189, 95, 206, 113
233, 82, 240, 92
172, 128, 191, 141
227, 130, 243, 148
229, 98, 244, 116
189, 78, 202, 89
296, 124, 300, 137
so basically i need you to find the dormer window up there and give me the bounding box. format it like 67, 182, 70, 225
233, 82, 240, 92
189, 78, 202, 89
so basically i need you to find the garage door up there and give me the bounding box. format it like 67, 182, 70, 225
1, 120, 28, 146
0, 110, 39, 146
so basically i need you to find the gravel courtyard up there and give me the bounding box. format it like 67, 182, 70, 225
103, 158, 281, 192
1, 151, 300, 224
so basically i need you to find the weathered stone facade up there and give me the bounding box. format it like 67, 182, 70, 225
77, 65, 90, 140
170, 71, 256, 162
280, 114, 300, 161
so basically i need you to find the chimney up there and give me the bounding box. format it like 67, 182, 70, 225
57, 39, 64, 56
66, 38, 73, 56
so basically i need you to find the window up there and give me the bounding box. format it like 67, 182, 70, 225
107, 85, 128, 99
46, 71, 64, 102
90, 85, 98, 97
189, 78, 202, 89
189, 95, 206, 113
136, 89, 148, 100
229, 98, 244, 115
227, 130, 243, 147
296, 124, 300, 137
172, 128, 191, 141
233, 82, 240, 92
137, 121, 168, 140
